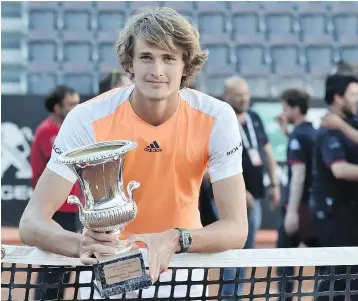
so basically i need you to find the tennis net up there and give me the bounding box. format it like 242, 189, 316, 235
2, 244, 358, 300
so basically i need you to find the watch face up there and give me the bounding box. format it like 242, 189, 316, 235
183, 231, 192, 248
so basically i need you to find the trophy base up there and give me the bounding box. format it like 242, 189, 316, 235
93, 246, 152, 298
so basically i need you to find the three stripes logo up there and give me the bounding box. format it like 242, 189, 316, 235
144, 141, 162, 152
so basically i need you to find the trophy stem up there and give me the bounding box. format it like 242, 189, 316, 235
97, 228, 133, 257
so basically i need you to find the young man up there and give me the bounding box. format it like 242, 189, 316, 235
19, 7, 248, 298
276, 89, 320, 300
30, 85, 81, 300
310, 74, 358, 301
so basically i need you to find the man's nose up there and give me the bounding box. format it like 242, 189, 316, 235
150, 60, 164, 78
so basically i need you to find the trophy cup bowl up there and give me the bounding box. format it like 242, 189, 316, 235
56, 140, 152, 298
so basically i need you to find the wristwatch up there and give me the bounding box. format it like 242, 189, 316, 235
175, 228, 192, 253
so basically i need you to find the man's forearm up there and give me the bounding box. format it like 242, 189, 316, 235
287, 164, 306, 212
265, 145, 278, 184
19, 216, 81, 258
332, 162, 358, 181
189, 219, 247, 253
339, 122, 358, 144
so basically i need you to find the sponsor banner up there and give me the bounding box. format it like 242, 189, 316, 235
1, 95, 89, 227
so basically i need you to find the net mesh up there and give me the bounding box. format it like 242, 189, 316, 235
2, 245, 358, 301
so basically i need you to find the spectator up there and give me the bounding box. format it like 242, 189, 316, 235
221, 76, 280, 298
276, 88, 320, 300
310, 74, 358, 301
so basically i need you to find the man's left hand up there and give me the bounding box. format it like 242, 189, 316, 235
127, 229, 180, 283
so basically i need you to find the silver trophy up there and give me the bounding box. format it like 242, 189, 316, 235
56, 140, 152, 298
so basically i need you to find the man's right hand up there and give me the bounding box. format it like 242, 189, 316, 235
79, 230, 123, 265
275, 114, 289, 136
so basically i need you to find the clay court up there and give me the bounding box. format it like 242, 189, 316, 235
2, 228, 317, 300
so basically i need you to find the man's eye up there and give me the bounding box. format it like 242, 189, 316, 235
140, 56, 151, 60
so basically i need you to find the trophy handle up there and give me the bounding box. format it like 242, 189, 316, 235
126, 181, 140, 202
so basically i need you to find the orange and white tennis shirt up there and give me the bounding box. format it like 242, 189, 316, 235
47, 84, 243, 238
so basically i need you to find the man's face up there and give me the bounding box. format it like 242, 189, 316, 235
58, 92, 80, 119
282, 102, 297, 124
130, 38, 185, 101
341, 82, 358, 117
225, 83, 250, 114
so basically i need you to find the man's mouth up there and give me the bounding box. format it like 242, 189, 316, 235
147, 80, 167, 84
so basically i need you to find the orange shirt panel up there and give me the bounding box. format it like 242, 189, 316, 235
92, 98, 215, 238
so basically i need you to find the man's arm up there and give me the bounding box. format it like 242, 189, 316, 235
189, 173, 248, 252
287, 163, 306, 212
19, 106, 115, 260
336, 122, 358, 144
188, 103, 248, 252
258, 113, 280, 205
264, 143, 279, 186
264, 143, 280, 206
19, 168, 81, 257
284, 163, 306, 235
286, 136, 309, 212
331, 162, 358, 181
321, 132, 358, 182
321, 113, 358, 143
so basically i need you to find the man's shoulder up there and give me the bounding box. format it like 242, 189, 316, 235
316, 126, 329, 138
34, 119, 59, 137
247, 109, 260, 118
316, 127, 345, 149
293, 122, 315, 139
180, 88, 233, 120
70, 85, 134, 122
247, 109, 264, 125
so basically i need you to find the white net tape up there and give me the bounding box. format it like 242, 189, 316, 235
2, 244, 358, 267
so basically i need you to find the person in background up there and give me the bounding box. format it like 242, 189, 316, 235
276, 89, 320, 300
99, 69, 132, 93
30, 85, 81, 300
221, 76, 281, 299
310, 74, 358, 301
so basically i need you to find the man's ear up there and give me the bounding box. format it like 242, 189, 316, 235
53, 103, 61, 114
333, 93, 343, 107
182, 66, 187, 77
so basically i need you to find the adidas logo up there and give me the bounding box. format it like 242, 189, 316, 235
144, 141, 162, 152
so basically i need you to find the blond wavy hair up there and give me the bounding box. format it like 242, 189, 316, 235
116, 7, 208, 89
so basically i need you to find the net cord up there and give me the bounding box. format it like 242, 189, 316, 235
2, 244, 358, 268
